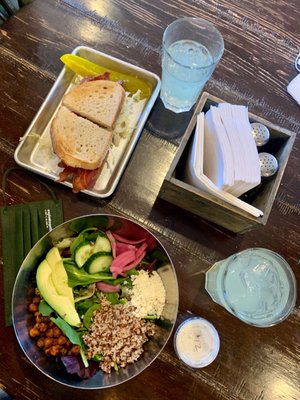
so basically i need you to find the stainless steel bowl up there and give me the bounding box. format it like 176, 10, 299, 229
12, 214, 179, 389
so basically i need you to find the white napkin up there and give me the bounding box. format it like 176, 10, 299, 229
287, 74, 300, 105
203, 103, 260, 197
184, 113, 263, 218
218, 103, 246, 195
228, 104, 261, 196
203, 106, 235, 191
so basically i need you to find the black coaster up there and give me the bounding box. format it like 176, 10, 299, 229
146, 97, 194, 142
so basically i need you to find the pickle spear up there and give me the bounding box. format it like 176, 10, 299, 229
60, 54, 152, 99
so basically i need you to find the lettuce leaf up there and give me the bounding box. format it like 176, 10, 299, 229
63, 260, 115, 287
50, 314, 88, 368
113, 90, 146, 139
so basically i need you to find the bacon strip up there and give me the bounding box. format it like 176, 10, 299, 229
72, 169, 99, 193
57, 163, 100, 193
80, 72, 110, 84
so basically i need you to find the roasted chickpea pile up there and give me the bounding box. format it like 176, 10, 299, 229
28, 294, 80, 357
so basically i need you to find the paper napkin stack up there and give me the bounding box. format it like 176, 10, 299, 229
185, 104, 263, 217
287, 74, 300, 105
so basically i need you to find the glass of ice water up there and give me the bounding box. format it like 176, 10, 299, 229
205, 248, 297, 327
160, 17, 224, 113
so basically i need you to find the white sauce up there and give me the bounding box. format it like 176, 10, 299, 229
174, 318, 220, 368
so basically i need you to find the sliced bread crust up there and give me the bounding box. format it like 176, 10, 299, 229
62, 80, 126, 129
51, 106, 112, 170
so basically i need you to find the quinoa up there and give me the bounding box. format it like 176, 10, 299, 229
83, 296, 156, 373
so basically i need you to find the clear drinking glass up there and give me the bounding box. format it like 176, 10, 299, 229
205, 248, 297, 327
160, 17, 224, 113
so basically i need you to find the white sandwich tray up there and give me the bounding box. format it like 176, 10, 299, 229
14, 46, 161, 198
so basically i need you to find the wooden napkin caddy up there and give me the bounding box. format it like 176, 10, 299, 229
159, 92, 296, 233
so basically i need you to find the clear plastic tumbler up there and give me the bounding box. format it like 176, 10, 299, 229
205, 248, 297, 327
160, 17, 224, 113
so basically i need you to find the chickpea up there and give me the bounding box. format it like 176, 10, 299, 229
45, 329, 54, 338
49, 345, 62, 356
57, 336, 68, 346
38, 322, 48, 332
44, 348, 52, 356
29, 326, 40, 338
52, 327, 62, 338
44, 337, 54, 348
34, 312, 42, 323
70, 345, 80, 355
32, 296, 40, 304
61, 348, 68, 356
28, 303, 38, 313
36, 338, 45, 348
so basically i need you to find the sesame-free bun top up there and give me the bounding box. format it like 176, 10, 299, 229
62, 80, 126, 129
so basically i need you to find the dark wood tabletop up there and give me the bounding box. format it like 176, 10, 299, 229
0, 0, 300, 399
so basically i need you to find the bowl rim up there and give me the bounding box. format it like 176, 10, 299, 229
12, 213, 179, 389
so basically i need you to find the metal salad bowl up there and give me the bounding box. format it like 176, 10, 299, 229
12, 214, 179, 389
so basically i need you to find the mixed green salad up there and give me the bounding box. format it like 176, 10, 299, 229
29, 225, 166, 377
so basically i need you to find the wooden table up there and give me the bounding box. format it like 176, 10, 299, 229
0, 1, 299, 399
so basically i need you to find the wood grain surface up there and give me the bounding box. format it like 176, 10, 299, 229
0, 1, 299, 399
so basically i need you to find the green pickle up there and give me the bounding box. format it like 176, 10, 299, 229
60, 54, 152, 99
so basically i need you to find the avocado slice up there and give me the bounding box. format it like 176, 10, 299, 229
36, 258, 80, 327
45, 247, 74, 305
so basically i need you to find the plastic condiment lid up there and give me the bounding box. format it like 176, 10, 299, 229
174, 317, 220, 368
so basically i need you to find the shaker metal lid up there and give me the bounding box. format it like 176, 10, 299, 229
174, 317, 220, 368
251, 122, 270, 147
259, 152, 278, 178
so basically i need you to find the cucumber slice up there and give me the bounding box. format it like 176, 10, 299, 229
70, 227, 98, 256
74, 241, 93, 268
93, 235, 111, 254
73, 233, 112, 268
83, 252, 113, 274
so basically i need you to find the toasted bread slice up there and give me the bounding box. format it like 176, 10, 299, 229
51, 106, 112, 170
62, 80, 126, 129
